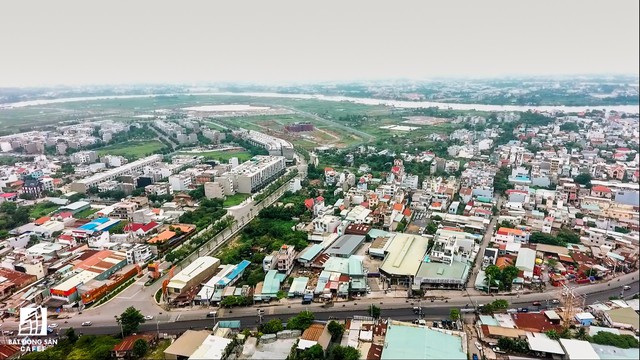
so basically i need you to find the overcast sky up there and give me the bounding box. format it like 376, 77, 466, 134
0, 0, 638, 86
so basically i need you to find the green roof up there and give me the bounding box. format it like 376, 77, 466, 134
218, 320, 241, 329
416, 260, 470, 284
263, 270, 285, 296
381, 321, 466, 360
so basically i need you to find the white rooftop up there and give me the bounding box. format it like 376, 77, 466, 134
559, 338, 599, 360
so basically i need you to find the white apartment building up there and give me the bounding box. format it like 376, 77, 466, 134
312, 215, 342, 234
125, 243, 153, 264
228, 155, 286, 194
401, 174, 419, 189
168, 174, 192, 191
70, 151, 97, 164
429, 229, 477, 265
204, 181, 225, 199
70, 155, 163, 193
238, 129, 295, 160
145, 183, 173, 196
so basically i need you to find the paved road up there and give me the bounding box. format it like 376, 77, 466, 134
6, 270, 636, 336
467, 196, 504, 292
36, 277, 639, 338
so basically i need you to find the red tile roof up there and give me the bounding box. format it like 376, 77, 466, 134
0, 344, 21, 360
34, 216, 51, 225
591, 185, 611, 193
124, 221, 159, 233
113, 334, 155, 352
512, 313, 561, 332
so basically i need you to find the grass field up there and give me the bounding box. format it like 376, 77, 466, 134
30, 202, 60, 219
223, 193, 251, 207
75, 208, 98, 219
180, 149, 252, 162
97, 140, 167, 159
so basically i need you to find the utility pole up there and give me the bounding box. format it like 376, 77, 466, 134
115, 316, 124, 338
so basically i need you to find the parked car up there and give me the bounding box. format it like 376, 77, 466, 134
517, 308, 529, 313
81, 321, 92, 326
206, 311, 217, 318
493, 347, 506, 354
144, 315, 154, 320
472, 355, 479, 360
48, 323, 58, 329
623, 285, 631, 290
475, 341, 482, 351
532, 301, 541, 306
2, 330, 14, 336
551, 299, 560, 304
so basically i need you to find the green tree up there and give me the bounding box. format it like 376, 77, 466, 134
370, 305, 381, 319
328, 320, 345, 342
65, 327, 78, 343
591, 331, 639, 348
328, 345, 360, 360
118, 306, 146, 337
573, 173, 593, 188
300, 344, 325, 360
261, 319, 284, 334
287, 311, 315, 331
575, 327, 590, 341
450, 308, 460, 321
132, 339, 149, 359
426, 222, 438, 235
491, 299, 509, 310
545, 329, 560, 340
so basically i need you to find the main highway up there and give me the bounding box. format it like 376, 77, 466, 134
14, 271, 636, 338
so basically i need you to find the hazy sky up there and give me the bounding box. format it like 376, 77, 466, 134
1, 0, 638, 86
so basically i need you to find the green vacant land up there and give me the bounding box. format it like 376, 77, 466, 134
180, 149, 252, 162
97, 140, 166, 159
223, 193, 251, 207
29, 202, 60, 219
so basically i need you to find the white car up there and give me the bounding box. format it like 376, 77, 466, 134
81, 321, 92, 326
475, 342, 482, 351
144, 315, 154, 320
48, 323, 59, 329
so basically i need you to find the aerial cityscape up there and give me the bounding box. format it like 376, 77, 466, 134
0, 1, 638, 360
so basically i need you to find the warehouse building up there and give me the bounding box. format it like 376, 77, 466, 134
166, 256, 220, 296
379, 233, 430, 286
381, 320, 467, 360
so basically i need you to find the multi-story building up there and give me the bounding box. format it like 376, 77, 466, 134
227, 156, 286, 194
235, 129, 295, 160
168, 174, 192, 191
145, 183, 173, 196
429, 229, 478, 265
124, 243, 153, 264
112, 201, 139, 221
276, 245, 296, 274
22, 179, 44, 198
70, 151, 98, 164
70, 155, 163, 193
204, 181, 225, 199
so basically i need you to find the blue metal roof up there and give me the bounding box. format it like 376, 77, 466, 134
216, 260, 251, 286
78, 217, 111, 231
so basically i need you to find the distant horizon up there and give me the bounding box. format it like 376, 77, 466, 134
1, 73, 639, 90
1, 0, 638, 87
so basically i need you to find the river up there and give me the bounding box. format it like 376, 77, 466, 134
1, 92, 638, 113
